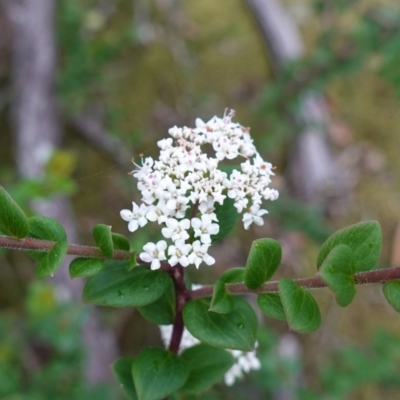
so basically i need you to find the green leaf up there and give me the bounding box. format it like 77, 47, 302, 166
183, 296, 258, 351
28, 216, 68, 278
179, 344, 234, 393
132, 347, 188, 400
112, 357, 138, 400
220, 267, 245, 283
257, 293, 286, 321
112, 233, 131, 251
93, 224, 114, 258
244, 238, 282, 289
279, 279, 321, 333
69, 257, 105, 278
210, 280, 233, 314
383, 281, 400, 313
210, 268, 245, 314
83, 261, 170, 307
212, 197, 239, 242
317, 221, 382, 273
137, 275, 175, 325
0, 185, 29, 238
126, 251, 140, 271
320, 244, 356, 307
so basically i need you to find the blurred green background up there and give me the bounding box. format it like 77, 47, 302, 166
1, 0, 400, 398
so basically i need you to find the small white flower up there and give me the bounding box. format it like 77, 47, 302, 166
120, 202, 148, 232
253, 153, 273, 175
262, 187, 279, 201
157, 137, 173, 150
146, 199, 171, 224
161, 218, 190, 242
168, 126, 183, 139
224, 346, 261, 386
188, 240, 215, 268
242, 204, 268, 230
168, 240, 192, 267
234, 197, 248, 213
198, 197, 218, 221
191, 214, 219, 244
139, 240, 167, 270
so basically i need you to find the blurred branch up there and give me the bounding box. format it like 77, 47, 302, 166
69, 104, 132, 166
2, 0, 118, 384
246, 0, 349, 210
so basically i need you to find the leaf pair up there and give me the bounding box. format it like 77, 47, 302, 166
93, 224, 130, 257
235, 237, 319, 334
317, 221, 382, 307
257, 280, 321, 333
210, 267, 245, 314
257, 222, 383, 332
0, 187, 69, 278
69, 227, 131, 279
113, 344, 234, 400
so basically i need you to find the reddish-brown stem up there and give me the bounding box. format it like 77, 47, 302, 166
189, 201, 199, 220
167, 264, 187, 354
2, 234, 400, 299
0, 235, 132, 260
188, 266, 400, 299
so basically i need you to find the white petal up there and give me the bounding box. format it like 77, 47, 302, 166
161, 227, 172, 238
151, 259, 161, 270
253, 216, 264, 226
139, 253, 153, 263
191, 218, 202, 229
157, 240, 167, 251
120, 210, 133, 221
143, 242, 156, 252
179, 256, 190, 267
128, 220, 139, 232
203, 254, 215, 265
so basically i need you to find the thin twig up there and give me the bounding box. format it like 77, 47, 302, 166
189, 267, 400, 299
2, 234, 400, 299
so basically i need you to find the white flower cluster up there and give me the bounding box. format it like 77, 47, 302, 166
159, 324, 261, 386
121, 110, 279, 270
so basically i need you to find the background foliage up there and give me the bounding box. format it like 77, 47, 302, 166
2, 0, 400, 398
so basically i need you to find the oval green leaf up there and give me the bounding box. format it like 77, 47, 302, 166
183, 296, 258, 351
257, 293, 286, 321
112, 232, 131, 251
210, 280, 233, 314
320, 244, 356, 307
28, 216, 68, 278
69, 257, 105, 279
179, 344, 234, 394
0, 185, 29, 238
83, 261, 170, 307
220, 267, 245, 283
245, 238, 282, 290
132, 347, 188, 400
137, 275, 175, 325
317, 221, 382, 273
279, 278, 321, 333
212, 197, 239, 242
383, 281, 400, 313
126, 251, 140, 271
112, 357, 138, 400
93, 224, 114, 258
210, 268, 245, 313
